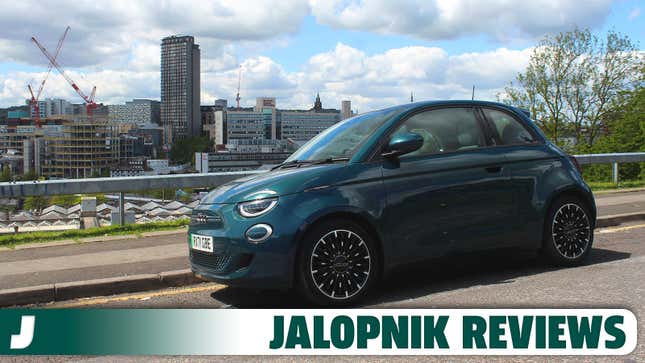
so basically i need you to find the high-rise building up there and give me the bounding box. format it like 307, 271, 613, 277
341, 100, 352, 120
108, 99, 160, 126
160, 35, 200, 144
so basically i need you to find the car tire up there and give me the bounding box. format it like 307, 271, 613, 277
296, 219, 380, 306
543, 196, 594, 266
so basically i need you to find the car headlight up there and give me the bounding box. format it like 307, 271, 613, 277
237, 197, 278, 218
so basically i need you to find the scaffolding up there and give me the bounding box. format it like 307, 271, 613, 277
41, 121, 120, 179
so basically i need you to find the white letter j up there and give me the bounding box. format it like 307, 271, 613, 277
10, 315, 35, 350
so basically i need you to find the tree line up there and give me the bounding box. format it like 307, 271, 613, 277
501, 28, 644, 182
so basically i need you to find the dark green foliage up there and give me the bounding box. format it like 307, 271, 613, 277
169, 136, 212, 165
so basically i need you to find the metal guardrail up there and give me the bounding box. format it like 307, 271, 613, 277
0, 170, 264, 226
574, 152, 645, 165
0, 152, 643, 225
574, 152, 645, 184
0, 170, 264, 198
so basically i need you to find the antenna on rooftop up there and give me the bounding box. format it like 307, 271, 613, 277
235, 65, 242, 109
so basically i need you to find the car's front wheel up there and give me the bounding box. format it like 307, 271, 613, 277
543, 196, 594, 266
297, 219, 379, 306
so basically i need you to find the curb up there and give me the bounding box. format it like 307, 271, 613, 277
596, 212, 645, 228
594, 187, 645, 196
0, 269, 202, 307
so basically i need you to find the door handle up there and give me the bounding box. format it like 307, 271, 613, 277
485, 166, 502, 173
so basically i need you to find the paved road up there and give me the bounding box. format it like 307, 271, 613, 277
12, 221, 645, 362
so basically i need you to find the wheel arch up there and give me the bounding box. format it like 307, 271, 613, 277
291, 207, 386, 285
545, 185, 597, 225
541, 185, 597, 252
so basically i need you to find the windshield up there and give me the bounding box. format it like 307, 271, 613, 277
285, 109, 396, 162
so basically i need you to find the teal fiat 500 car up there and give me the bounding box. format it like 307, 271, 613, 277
189, 100, 595, 305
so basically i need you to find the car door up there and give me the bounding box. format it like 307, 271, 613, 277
479, 106, 560, 248
379, 106, 517, 265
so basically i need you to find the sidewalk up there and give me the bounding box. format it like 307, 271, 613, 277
1, 189, 644, 305
595, 189, 645, 216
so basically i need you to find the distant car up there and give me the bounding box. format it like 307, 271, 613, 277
188, 100, 596, 305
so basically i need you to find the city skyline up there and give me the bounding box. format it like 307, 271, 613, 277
0, 1, 642, 113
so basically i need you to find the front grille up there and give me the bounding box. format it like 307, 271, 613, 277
190, 210, 224, 228
190, 250, 231, 273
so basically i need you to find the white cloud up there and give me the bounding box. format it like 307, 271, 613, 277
291, 43, 531, 111
309, 0, 614, 42
1, 42, 533, 111
0, 0, 309, 69
1, 1, 556, 111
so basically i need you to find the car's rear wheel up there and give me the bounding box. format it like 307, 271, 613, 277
297, 219, 379, 306
543, 196, 593, 266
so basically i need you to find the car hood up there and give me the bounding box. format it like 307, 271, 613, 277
199, 164, 346, 204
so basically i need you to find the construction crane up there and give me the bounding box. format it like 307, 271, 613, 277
31, 31, 98, 118
27, 26, 70, 127
235, 65, 242, 109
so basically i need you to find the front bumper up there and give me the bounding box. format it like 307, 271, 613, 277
187, 200, 298, 289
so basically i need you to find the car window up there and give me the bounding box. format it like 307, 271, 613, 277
285, 108, 397, 162
483, 108, 535, 145
391, 107, 486, 158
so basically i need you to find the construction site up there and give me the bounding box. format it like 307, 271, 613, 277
0, 26, 165, 179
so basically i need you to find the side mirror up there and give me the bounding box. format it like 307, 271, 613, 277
381, 131, 424, 158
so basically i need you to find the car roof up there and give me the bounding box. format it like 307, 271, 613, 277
392, 99, 520, 113
356, 100, 525, 121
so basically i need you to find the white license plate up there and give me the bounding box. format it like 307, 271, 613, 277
191, 234, 214, 253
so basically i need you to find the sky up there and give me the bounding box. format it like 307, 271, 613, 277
0, 0, 642, 112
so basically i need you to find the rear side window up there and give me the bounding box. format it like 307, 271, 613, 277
483, 108, 535, 145
392, 107, 486, 158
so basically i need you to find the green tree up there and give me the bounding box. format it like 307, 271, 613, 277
579, 67, 645, 181
50, 195, 81, 208
501, 28, 642, 149
0, 166, 12, 182
24, 196, 50, 212
169, 136, 212, 165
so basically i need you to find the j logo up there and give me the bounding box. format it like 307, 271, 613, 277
10, 316, 35, 350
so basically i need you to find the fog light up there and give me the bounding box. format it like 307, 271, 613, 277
245, 224, 273, 243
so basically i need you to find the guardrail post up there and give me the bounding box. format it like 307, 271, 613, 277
119, 192, 125, 226
612, 162, 619, 185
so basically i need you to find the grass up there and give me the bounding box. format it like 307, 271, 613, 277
0, 218, 189, 248
587, 180, 645, 191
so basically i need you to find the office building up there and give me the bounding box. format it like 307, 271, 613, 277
278, 94, 340, 141
279, 110, 340, 141
226, 110, 266, 141
254, 97, 277, 139
341, 100, 353, 120
195, 151, 291, 173
41, 121, 120, 179
108, 99, 160, 126
160, 35, 200, 144
28, 98, 73, 118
